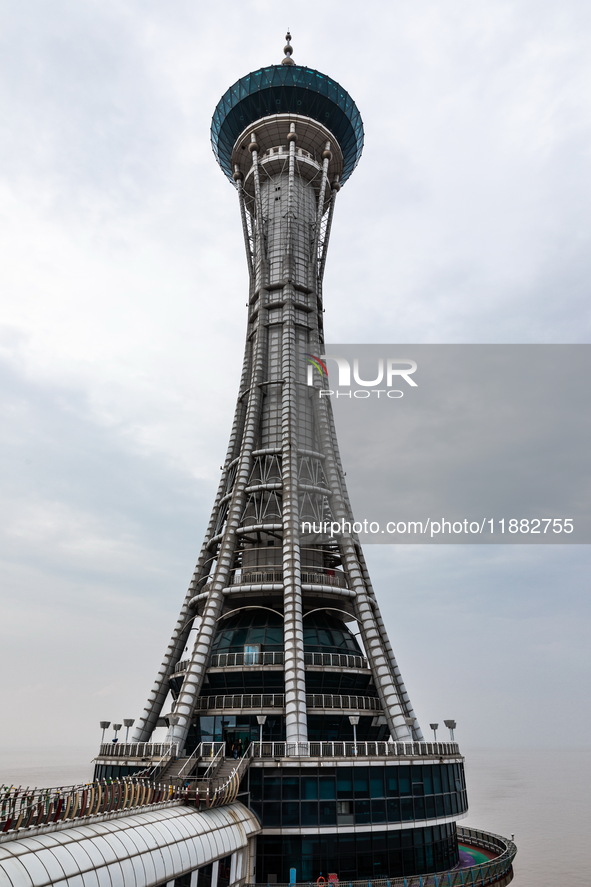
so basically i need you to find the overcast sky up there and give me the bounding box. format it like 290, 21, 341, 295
0, 1, 590, 764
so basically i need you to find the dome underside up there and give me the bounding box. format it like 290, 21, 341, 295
211, 65, 364, 184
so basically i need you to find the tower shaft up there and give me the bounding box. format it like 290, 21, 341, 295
133, 111, 420, 749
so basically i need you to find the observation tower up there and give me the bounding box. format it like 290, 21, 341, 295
90, 36, 517, 885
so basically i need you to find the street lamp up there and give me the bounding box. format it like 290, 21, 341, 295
123, 719, 135, 742
100, 721, 110, 743
429, 723, 439, 741
444, 719, 457, 741
256, 715, 267, 750
349, 715, 360, 753
112, 723, 122, 743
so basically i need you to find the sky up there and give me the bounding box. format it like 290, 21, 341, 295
0, 0, 590, 761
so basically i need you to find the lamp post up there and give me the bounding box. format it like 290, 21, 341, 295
430, 723, 439, 742
100, 721, 110, 743
112, 723, 122, 743
349, 715, 360, 754
123, 719, 135, 743
444, 719, 456, 741
256, 715, 267, 751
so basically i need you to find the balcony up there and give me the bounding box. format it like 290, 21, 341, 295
194, 693, 381, 713
229, 565, 347, 588
172, 651, 369, 675
192, 548, 348, 593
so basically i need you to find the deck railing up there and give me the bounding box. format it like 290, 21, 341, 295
95, 741, 224, 761
97, 741, 179, 759
174, 651, 369, 673
228, 566, 347, 588
194, 562, 347, 590
195, 693, 285, 711
250, 740, 461, 758
194, 693, 383, 712
304, 652, 368, 669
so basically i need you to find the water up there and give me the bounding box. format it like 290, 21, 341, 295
0, 745, 94, 791
463, 748, 591, 887
1, 746, 589, 887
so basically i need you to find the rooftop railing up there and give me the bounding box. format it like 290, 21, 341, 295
95, 741, 224, 761
97, 741, 179, 759
250, 740, 461, 758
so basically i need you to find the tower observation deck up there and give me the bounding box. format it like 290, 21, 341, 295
90, 36, 517, 885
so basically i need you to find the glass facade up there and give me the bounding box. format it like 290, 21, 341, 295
210, 610, 363, 656
246, 763, 468, 830
256, 824, 459, 882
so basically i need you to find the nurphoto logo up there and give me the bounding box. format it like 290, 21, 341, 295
306, 353, 418, 398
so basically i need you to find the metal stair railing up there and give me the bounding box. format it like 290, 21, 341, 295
202, 743, 226, 779
209, 751, 251, 807
175, 741, 224, 783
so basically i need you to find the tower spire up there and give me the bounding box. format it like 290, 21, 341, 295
281, 30, 295, 65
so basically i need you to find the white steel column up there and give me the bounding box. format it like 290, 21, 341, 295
281, 127, 308, 742
164, 140, 270, 748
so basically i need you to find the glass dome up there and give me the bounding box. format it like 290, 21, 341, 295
212, 609, 283, 653
211, 609, 362, 656
211, 64, 364, 185
303, 612, 362, 655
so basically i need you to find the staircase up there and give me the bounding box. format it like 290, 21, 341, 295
159, 756, 192, 782
210, 758, 242, 786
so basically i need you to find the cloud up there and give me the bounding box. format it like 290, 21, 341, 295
0, 0, 589, 761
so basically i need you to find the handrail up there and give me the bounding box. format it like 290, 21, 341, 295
196, 562, 347, 589
96, 741, 178, 759
304, 652, 367, 669
0, 779, 184, 837
306, 694, 382, 711
202, 744, 225, 779
209, 751, 251, 807
209, 651, 284, 668
250, 740, 461, 758
141, 743, 178, 781
181, 652, 367, 670
196, 693, 285, 710
230, 566, 347, 588
176, 746, 203, 781
194, 693, 383, 712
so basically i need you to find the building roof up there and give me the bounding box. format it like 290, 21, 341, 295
0, 802, 260, 887
211, 64, 364, 184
